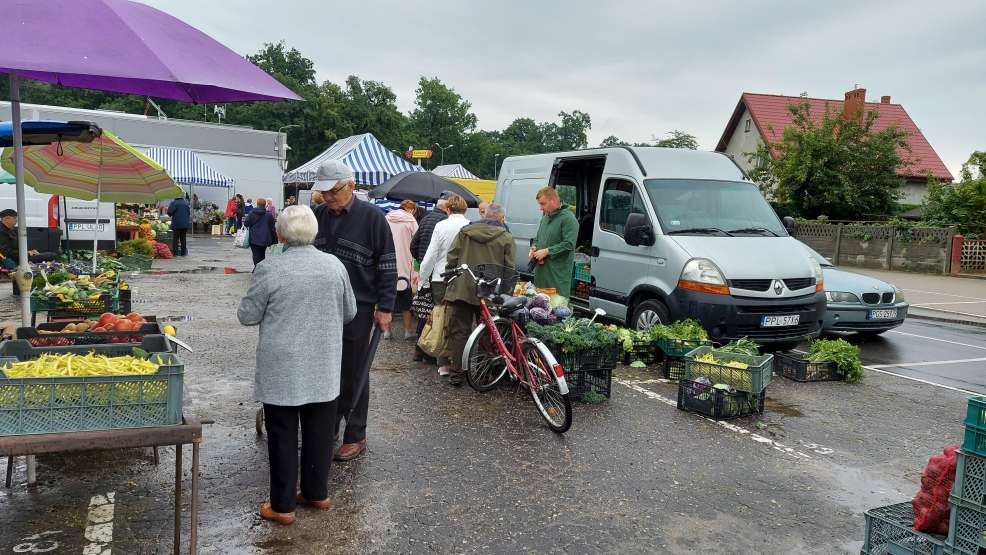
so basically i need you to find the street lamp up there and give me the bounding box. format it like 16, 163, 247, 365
493, 153, 501, 179
433, 143, 454, 165
276, 124, 301, 171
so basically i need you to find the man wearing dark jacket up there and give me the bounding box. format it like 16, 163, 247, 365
0, 209, 39, 270
244, 198, 277, 266
312, 160, 397, 462
443, 203, 515, 387
409, 197, 448, 262
167, 196, 192, 256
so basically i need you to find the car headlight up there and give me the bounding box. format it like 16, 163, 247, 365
825, 291, 860, 303
893, 287, 905, 303
808, 257, 824, 291
678, 258, 729, 295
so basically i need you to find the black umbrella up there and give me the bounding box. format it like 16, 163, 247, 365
370, 171, 481, 207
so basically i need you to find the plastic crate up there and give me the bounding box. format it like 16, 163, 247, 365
946, 496, 986, 555
622, 339, 662, 366
662, 355, 687, 382
964, 425, 986, 460
953, 450, 986, 508
119, 287, 132, 313
966, 397, 986, 430
573, 261, 591, 283
676, 379, 764, 420
0, 336, 172, 359
774, 351, 843, 382
682, 346, 774, 394
542, 343, 619, 399
31, 291, 119, 316
861, 502, 948, 555
155, 230, 173, 244
118, 254, 153, 272
655, 337, 714, 358
16, 324, 168, 349
0, 350, 183, 435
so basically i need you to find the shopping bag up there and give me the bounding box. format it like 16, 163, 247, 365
269, 244, 285, 257
417, 303, 448, 357
233, 226, 250, 249
410, 288, 434, 319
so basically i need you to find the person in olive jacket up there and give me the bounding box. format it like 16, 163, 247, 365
442, 203, 514, 387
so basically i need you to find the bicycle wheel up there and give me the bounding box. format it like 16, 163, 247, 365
523, 340, 572, 433
464, 317, 512, 392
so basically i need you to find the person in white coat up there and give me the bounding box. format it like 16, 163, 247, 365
417, 194, 470, 376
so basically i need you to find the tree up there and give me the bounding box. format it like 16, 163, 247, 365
748, 101, 910, 219
922, 151, 986, 237
541, 110, 591, 151
409, 77, 477, 167
599, 135, 626, 148
653, 130, 699, 150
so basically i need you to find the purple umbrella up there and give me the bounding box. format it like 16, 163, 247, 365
2, 0, 301, 327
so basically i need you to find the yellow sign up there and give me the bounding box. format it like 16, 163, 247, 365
411, 149, 433, 159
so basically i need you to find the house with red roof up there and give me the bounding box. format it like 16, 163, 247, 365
715, 89, 953, 204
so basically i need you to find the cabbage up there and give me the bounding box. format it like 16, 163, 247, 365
529, 306, 553, 323
530, 293, 550, 310
511, 307, 530, 325
552, 306, 573, 320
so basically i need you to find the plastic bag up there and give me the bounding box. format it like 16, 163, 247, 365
912, 444, 959, 534
417, 303, 449, 357
233, 226, 250, 249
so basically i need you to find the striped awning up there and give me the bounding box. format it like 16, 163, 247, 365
432, 164, 479, 180
283, 133, 422, 186
144, 146, 234, 188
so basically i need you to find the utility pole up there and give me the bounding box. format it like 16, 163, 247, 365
493, 153, 501, 179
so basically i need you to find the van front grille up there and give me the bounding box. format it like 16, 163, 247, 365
736, 303, 817, 315
730, 279, 771, 291
783, 278, 815, 290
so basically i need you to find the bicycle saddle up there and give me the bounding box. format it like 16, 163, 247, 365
498, 295, 528, 314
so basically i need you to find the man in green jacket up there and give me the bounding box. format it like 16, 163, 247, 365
530, 186, 578, 303
443, 203, 515, 387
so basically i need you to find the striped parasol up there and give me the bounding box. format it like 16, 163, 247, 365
1, 129, 183, 203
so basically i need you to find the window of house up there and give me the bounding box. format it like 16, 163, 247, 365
600, 179, 646, 237
744, 118, 752, 133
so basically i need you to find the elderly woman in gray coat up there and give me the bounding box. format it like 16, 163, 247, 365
238, 205, 357, 525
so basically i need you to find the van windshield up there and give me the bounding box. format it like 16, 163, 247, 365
643, 179, 787, 237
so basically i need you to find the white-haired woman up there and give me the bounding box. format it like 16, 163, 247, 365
238, 205, 357, 525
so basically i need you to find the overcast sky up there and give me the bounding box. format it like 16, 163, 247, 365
145, 0, 984, 179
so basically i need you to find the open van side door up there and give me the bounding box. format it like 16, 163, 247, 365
589, 159, 662, 323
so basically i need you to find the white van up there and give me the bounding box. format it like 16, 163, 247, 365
0, 188, 116, 250
495, 147, 825, 345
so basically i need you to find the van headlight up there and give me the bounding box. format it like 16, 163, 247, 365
825, 291, 860, 303
809, 257, 824, 291
678, 258, 730, 295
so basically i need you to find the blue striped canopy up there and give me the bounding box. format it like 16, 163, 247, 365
283, 133, 422, 186
145, 146, 234, 188
432, 164, 479, 180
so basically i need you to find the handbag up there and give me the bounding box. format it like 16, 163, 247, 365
410, 287, 434, 319
417, 302, 449, 357
233, 226, 250, 249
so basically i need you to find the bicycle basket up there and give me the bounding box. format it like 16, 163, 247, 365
474, 264, 519, 297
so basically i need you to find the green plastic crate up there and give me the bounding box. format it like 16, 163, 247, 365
30, 291, 120, 316
966, 396, 986, 430
954, 450, 986, 509
118, 254, 153, 272
947, 496, 986, 555
655, 337, 713, 358
964, 425, 986, 460
682, 346, 773, 394
573, 261, 591, 283
0, 347, 182, 436
861, 502, 947, 555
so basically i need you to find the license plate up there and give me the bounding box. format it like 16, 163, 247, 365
868, 308, 898, 320
68, 223, 105, 232
761, 314, 800, 327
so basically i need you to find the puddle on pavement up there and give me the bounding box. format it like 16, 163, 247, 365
146, 266, 243, 275
765, 399, 804, 417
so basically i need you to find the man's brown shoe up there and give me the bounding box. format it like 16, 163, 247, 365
259, 502, 295, 525
333, 439, 367, 461
296, 492, 332, 510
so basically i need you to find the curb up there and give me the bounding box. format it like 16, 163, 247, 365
907, 311, 986, 329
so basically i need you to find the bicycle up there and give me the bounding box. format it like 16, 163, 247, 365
443, 263, 572, 433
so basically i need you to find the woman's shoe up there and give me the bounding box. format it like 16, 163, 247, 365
259, 502, 295, 525
438, 366, 451, 377
296, 492, 332, 510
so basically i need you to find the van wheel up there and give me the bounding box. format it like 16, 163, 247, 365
631, 299, 670, 331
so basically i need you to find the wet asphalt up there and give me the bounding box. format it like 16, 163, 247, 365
0, 235, 983, 554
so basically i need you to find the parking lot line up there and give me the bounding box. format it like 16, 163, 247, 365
886, 330, 986, 351
867, 357, 986, 369
902, 289, 986, 301
862, 366, 982, 396
616, 379, 816, 459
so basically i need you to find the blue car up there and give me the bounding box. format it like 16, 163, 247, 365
804, 246, 909, 335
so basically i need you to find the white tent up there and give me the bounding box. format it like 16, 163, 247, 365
432, 163, 479, 180
283, 133, 421, 186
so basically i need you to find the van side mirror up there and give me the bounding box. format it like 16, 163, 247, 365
624, 213, 654, 247
782, 216, 796, 234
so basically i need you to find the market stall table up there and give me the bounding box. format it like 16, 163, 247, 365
1, 417, 203, 555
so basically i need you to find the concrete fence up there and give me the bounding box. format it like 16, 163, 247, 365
957, 238, 986, 274
793, 223, 957, 274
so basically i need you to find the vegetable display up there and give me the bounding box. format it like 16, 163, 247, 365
526, 318, 618, 353
2, 352, 161, 378
645, 319, 709, 343
31, 270, 118, 305
694, 351, 750, 370
806, 338, 864, 384
717, 338, 760, 356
